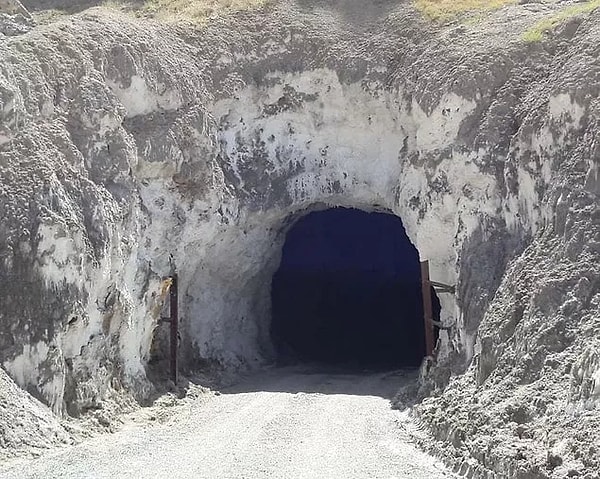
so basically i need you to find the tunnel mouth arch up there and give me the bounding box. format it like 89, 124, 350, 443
269, 207, 440, 370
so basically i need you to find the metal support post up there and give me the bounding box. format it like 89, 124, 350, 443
169, 273, 178, 384
420, 260, 435, 357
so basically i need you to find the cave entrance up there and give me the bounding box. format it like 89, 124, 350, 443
270, 207, 440, 369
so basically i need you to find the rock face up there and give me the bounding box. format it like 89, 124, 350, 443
0, 0, 598, 476
0, 367, 70, 460
0, 0, 31, 36
0, 0, 29, 15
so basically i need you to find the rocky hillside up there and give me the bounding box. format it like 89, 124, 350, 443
0, 0, 598, 477
0, 367, 71, 460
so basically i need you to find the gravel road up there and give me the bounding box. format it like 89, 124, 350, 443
0, 367, 455, 479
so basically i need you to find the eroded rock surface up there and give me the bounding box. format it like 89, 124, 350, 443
0, 367, 70, 460
0, 1, 598, 477
0, 0, 32, 35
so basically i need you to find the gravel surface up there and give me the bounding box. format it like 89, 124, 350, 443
0, 367, 455, 479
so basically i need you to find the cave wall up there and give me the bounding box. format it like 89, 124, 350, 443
0, 3, 597, 448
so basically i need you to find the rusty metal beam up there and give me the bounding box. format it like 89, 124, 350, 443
420, 260, 435, 357
430, 280, 456, 294
169, 273, 179, 384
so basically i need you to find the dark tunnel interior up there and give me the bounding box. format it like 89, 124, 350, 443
270, 207, 441, 369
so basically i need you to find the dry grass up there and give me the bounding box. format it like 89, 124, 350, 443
102, 0, 271, 22
414, 0, 517, 21
523, 0, 600, 42
145, 0, 270, 21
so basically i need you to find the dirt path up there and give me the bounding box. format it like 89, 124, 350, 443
0, 367, 455, 478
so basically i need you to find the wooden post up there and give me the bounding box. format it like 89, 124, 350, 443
169, 273, 178, 384
420, 261, 434, 357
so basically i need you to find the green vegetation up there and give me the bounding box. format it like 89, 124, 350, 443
523, 0, 600, 42
414, 0, 516, 21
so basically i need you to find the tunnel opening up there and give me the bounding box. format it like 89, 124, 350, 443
270, 207, 441, 370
